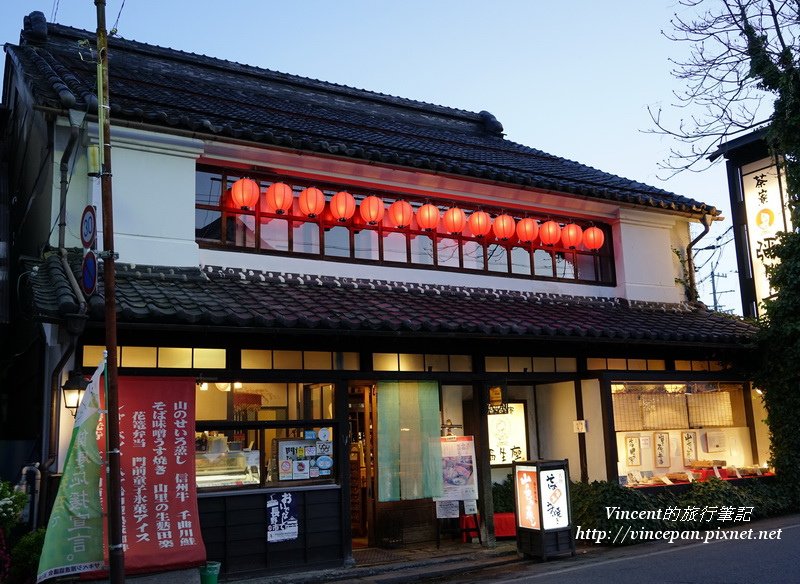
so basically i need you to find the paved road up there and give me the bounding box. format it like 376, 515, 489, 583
432, 514, 800, 584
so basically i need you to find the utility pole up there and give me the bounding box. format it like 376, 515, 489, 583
95, 1, 125, 581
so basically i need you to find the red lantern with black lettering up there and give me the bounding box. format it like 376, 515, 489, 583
265, 182, 294, 215
298, 187, 325, 218
493, 214, 516, 241
389, 200, 413, 228
417, 203, 440, 231
330, 191, 356, 222
539, 220, 561, 246
443, 207, 466, 234
583, 226, 605, 250
561, 223, 583, 248
360, 195, 385, 225
469, 210, 491, 237
230, 178, 260, 210
516, 218, 539, 244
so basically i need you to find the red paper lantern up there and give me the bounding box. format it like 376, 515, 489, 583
443, 207, 466, 234
516, 218, 539, 244
298, 187, 325, 218
539, 220, 561, 246
561, 223, 583, 248
389, 200, 413, 228
330, 191, 356, 222
264, 182, 294, 215
416, 203, 440, 231
493, 214, 516, 240
360, 195, 385, 225
230, 178, 260, 209
583, 226, 605, 250
468, 210, 492, 237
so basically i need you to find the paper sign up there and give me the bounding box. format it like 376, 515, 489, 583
463, 500, 478, 515
435, 500, 460, 519
661, 475, 674, 485
685, 471, 695, 482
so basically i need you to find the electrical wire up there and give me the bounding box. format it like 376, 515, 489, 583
110, 0, 127, 36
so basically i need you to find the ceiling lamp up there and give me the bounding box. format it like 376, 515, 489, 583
539, 220, 561, 246
561, 223, 583, 249
468, 210, 492, 237
298, 187, 325, 218
388, 200, 413, 228
416, 203, 440, 231
443, 207, 466, 234
492, 214, 516, 241
360, 195, 385, 225
583, 226, 605, 250
230, 178, 260, 210
215, 382, 232, 392
330, 191, 356, 222
516, 218, 539, 244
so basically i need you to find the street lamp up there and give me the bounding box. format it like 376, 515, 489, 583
62, 371, 89, 417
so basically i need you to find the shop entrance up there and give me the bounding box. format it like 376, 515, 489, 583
348, 384, 377, 547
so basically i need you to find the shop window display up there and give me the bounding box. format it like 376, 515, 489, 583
195, 382, 336, 490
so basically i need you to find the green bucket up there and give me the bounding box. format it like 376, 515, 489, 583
199, 561, 221, 584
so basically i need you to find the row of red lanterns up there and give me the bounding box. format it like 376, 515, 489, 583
230, 178, 605, 250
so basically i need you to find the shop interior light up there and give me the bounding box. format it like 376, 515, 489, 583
215, 382, 232, 392
62, 371, 89, 417
197, 382, 209, 391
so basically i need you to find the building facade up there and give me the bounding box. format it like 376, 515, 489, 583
1, 12, 765, 579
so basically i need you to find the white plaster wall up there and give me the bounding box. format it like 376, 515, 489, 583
580, 379, 607, 481
534, 382, 581, 482
88, 125, 204, 267
613, 208, 686, 303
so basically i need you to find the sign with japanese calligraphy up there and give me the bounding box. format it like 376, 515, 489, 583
514, 465, 540, 530
434, 436, 478, 501
267, 492, 299, 542
741, 158, 791, 315
98, 377, 206, 574
488, 402, 528, 466
539, 469, 569, 530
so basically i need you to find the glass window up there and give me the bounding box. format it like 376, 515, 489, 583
325, 225, 351, 258
437, 237, 460, 268
410, 234, 434, 265
260, 217, 289, 252
554, 252, 576, 279
576, 253, 597, 281
487, 244, 509, 273
384, 231, 408, 263
510, 246, 532, 275
195, 383, 337, 490
292, 221, 320, 254
462, 240, 485, 271
354, 228, 380, 260
533, 249, 554, 277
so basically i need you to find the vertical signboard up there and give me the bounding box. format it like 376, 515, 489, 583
434, 436, 478, 501
488, 402, 528, 466
741, 158, 791, 315
97, 377, 206, 574
514, 464, 540, 530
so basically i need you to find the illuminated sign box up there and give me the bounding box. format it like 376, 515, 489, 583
513, 459, 575, 560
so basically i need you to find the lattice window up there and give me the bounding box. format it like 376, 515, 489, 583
687, 392, 733, 427
612, 394, 642, 431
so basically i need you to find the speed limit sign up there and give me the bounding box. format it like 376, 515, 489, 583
80, 205, 96, 249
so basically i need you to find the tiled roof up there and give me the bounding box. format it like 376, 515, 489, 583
27, 253, 756, 347
5, 11, 715, 217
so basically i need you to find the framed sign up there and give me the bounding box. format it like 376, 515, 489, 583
682, 431, 698, 465
625, 435, 641, 466
487, 402, 528, 466
653, 432, 671, 467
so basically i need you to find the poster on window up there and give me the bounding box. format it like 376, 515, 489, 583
96, 377, 206, 575
267, 492, 299, 542
434, 436, 478, 501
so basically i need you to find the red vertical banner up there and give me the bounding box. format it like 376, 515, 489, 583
97, 377, 206, 575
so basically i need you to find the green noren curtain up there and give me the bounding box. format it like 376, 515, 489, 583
377, 381, 443, 501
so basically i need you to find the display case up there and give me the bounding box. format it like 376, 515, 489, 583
195, 450, 260, 489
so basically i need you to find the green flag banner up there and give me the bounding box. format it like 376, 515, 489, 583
37, 361, 105, 582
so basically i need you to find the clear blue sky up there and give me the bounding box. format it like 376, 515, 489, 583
2, 1, 749, 313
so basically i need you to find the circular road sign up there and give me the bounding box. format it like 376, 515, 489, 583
81, 250, 98, 296
80, 205, 96, 249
